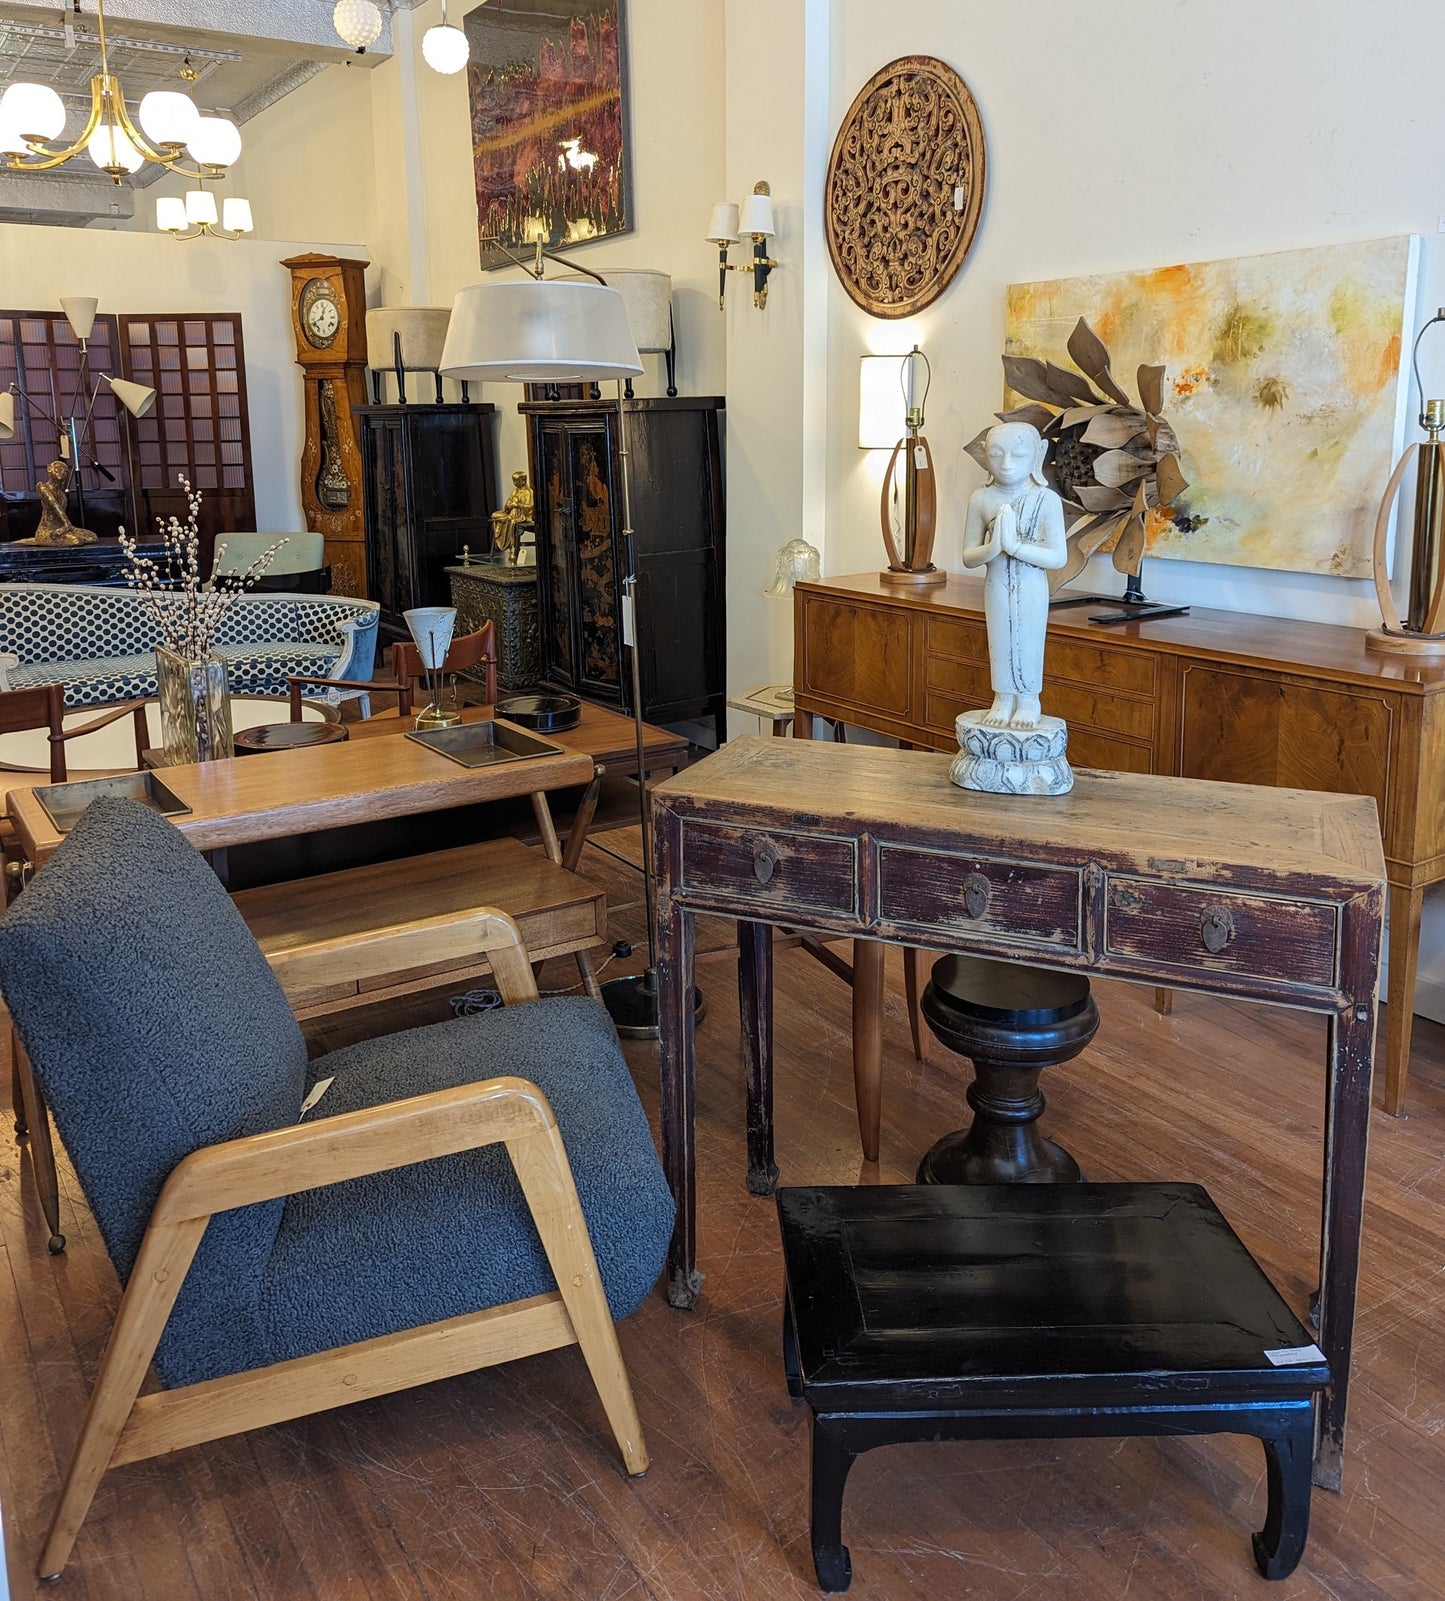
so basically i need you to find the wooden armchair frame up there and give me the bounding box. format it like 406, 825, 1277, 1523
36, 908, 648, 1580
285, 674, 414, 720
392, 623, 499, 707
0, 685, 151, 786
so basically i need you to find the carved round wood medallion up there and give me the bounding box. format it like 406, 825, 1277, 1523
825, 55, 987, 320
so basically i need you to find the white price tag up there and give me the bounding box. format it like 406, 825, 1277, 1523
1264, 1343, 1326, 1366
622, 591, 637, 648
914, 445, 928, 470
299, 1077, 335, 1117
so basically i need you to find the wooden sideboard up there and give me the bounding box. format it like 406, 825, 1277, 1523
793, 572, 1444, 1114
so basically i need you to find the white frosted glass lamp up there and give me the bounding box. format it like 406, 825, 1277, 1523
186, 116, 242, 171
156, 195, 187, 234
185, 188, 218, 228
138, 90, 199, 150
60, 297, 98, 343
88, 122, 144, 175
333, 0, 383, 52
423, 22, 470, 74
221, 197, 254, 235
0, 83, 66, 142
0, 117, 29, 157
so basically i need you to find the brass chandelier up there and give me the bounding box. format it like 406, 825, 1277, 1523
0, 0, 244, 184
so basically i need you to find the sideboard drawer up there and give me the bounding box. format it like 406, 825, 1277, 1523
1104, 877, 1338, 988
879, 846, 1083, 952
678, 820, 859, 917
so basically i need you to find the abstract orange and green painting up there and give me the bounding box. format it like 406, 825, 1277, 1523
1006, 236, 1419, 577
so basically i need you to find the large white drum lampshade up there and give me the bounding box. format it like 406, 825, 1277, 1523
440, 280, 642, 384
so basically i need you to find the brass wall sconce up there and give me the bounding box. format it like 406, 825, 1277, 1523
704, 182, 780, 310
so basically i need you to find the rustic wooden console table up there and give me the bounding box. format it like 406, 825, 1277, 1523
793, 573, 1445, 1114
652, 736, 1384, 1491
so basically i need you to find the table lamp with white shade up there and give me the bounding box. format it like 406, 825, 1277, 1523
402, 605, 459, 729
440, 255, 694, 1039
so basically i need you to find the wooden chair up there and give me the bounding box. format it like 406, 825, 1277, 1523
0, 796, 673, 1581
0, 684, 150, 788
392, 623, 499, 706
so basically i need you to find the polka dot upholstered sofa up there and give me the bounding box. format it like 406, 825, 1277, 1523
0, 584, 380, 708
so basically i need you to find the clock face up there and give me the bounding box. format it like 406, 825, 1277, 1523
300, 278, 342, 349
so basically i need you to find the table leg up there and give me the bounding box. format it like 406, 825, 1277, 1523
794, 708, 814, 740
1315, 972, 1377, 1490
658, 884, 702, 1308
903, 947, 930, 1065
738, 919, 777, 1194
533, 776, 604, 1001
852, 941, 884, 1163
1383, 880, 1424, 1115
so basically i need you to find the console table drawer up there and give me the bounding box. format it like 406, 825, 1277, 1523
879, 846, 1083, 951
678, 820, 859, 916
1104, 877, 1338, 988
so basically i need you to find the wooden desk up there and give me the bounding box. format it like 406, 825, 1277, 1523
793, 573, 1445, 1113
651, 737, 1385, 1492
5, 721, 596, 867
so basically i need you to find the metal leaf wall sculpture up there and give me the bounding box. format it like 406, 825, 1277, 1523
966, 319, 1189, 588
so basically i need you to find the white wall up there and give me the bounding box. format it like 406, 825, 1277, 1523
0, 223, 370, 532
822, 0, 1445, 629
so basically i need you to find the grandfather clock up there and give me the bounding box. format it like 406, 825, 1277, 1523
281, 253, 370, 597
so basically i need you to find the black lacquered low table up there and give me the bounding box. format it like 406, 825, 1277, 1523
777, 1182, 1329, 1593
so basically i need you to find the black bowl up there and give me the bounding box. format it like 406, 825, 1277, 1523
494, 692, 582, 732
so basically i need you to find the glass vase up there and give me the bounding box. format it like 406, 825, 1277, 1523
155, 643, 234, 765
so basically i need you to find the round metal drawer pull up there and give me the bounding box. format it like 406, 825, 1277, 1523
1200, 905, 1235, 954
963, 872, 991, 919
751, 837, 780, 885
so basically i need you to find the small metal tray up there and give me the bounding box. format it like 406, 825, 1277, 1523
405, 720, 565, 769
33, 771, 193, 834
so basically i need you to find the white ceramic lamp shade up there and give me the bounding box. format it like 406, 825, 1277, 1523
403, 607, 457, 671
440, 281, 642, 384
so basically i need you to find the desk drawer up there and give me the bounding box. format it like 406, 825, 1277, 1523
879, 846, 1083, 952
678, 819, 859, 917
1104, 877, 1338, 988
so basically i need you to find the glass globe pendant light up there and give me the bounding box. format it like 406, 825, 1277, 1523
423, 0, 471, 75
333, 0, 384, 53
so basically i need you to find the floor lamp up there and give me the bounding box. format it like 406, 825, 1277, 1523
440, 255, 693, 1039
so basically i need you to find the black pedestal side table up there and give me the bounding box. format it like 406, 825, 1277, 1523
777, 1183, 1328, 1593
918, 954, 1098, 1184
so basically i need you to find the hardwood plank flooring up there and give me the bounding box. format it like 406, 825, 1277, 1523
4, 832, 1445, 1599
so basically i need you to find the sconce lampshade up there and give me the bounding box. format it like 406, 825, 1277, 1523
738, 191, 775, 238
108, 377, 157, 419
156, 195, 186, 233
59, 297, 98, 342
0, 389, 14, 441
440, 280, 643, 383
705, 202, 739, 244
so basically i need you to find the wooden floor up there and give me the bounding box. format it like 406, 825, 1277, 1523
4, 829, 1445, 1599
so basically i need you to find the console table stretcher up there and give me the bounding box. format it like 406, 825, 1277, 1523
651, 737, 1384, 1494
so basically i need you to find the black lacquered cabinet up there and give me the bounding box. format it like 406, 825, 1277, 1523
520, 396, 725, 738
357, 402, 497, 641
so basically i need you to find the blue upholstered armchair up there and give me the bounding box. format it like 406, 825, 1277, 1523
0, 798, 674, 1580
